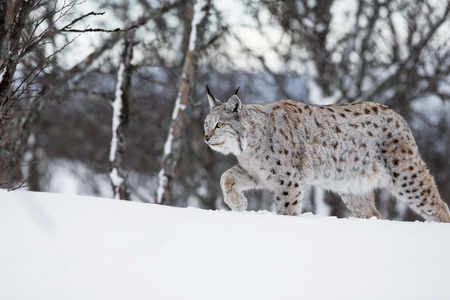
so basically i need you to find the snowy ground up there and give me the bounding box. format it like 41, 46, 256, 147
1, 190, 450, 300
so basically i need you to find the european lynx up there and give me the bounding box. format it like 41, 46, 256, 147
203, 87, 450, 222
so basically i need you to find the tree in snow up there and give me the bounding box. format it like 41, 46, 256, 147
109, 31, 135, 200
154, 0, 211, 205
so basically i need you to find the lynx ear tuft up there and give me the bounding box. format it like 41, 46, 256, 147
234, 86, 240, 95
206, 85, 220, 109
226, 95, 242, 114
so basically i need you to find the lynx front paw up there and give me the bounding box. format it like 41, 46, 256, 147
224, 190, 248, 212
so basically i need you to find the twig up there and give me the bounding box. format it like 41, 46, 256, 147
60, 11, 105, 31
61, 25, 141, 33
7, 156, 46, 192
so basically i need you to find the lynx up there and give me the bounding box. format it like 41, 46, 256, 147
203, 87, 450, 222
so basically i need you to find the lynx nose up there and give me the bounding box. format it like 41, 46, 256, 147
204, 135, 211, 142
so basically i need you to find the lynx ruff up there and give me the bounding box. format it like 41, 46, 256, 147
203, 88, 450, 222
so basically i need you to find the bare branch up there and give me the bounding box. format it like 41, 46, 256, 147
355, 2, 450, 102
60, 11, 105, 30
61, 24, 141, 33
59, 11, 148, 34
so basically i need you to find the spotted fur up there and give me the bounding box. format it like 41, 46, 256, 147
204, 91, 450, 222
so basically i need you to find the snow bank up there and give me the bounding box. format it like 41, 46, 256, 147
1, 190, 450, 300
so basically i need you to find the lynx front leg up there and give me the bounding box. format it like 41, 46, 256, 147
220, 165, 260, 212
274, 183, 305, 216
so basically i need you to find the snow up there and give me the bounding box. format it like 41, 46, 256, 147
307, 0, 317, 8
0, 67, 6, 84
313, 187, 330, 216
162, 93, 186, 158
188, 0, 208, 51
163, 128, 173, 156
306, 61, 342, 104
21, 133, 36, 181
45, 159, 113, 198
109, 63, 125, 162
357, 63, 400, 102
155, 169, 168, 204
302, 18, 315, 29
1, 190, 450, 300
109, 167, 123, 199
171, 93, 186, 120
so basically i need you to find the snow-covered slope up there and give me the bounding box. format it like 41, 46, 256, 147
1, 190, 449, 300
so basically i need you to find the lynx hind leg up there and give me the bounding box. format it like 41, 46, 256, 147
220, 165, 260, 212
339, 192, 381, 219
389, 162, 450, 223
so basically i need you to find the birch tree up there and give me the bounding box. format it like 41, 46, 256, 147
155, 0, 210, 204
109, 31, 135, 200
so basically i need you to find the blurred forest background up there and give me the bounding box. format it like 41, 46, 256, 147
1, 0, 449, 221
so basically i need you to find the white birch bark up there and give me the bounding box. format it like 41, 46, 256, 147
109, 33, 134, 200
155, 0, 210, 204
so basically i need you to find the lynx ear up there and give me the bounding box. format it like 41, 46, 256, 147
226, 95, 242, 114
206, 85, 220, 109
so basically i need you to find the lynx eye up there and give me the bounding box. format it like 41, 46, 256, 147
205, 122, 209, 129
216, 122, 223, 129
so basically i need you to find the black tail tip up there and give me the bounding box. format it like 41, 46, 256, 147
206, 85, 214, 97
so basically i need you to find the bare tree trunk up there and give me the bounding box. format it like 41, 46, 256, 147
155, 0, 210, 204
109, 32, 134, 200
0, 0, 37, 188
